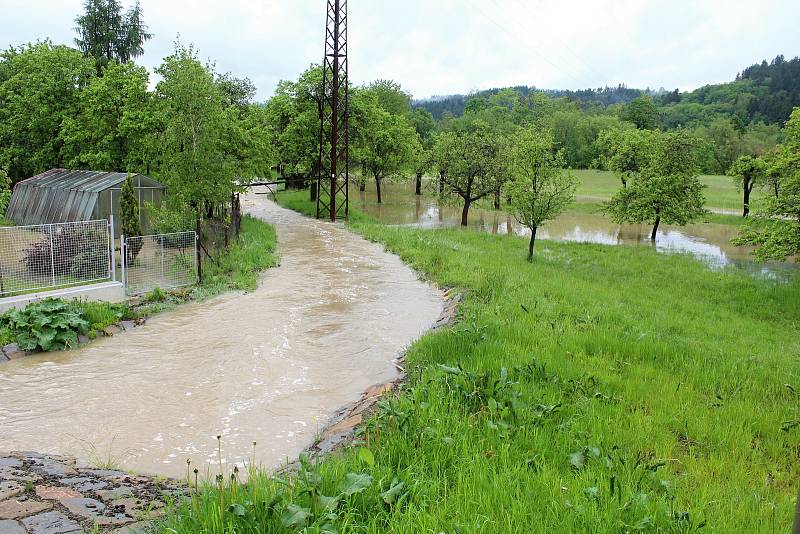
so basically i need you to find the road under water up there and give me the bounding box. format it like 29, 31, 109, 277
0, 193, 443, 478
358, 181, 798, 278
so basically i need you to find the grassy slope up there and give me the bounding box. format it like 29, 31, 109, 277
161, 192, 800, 532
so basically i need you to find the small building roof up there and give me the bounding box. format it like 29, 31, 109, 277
6, 169, 165, 226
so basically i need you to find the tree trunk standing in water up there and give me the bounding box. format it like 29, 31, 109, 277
415, 173, 422, 195
494, 187, 501, 209
651, 213, 661, 241
375, 176, 383, 204
743, 178, 754, 217
528, 226, 537, 261
461, 199, 471, 226
439, 170, 445, 196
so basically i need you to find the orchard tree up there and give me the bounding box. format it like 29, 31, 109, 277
410, 108, 436, 195
0, 42, 94, 182
595, 127, 656, 187
605, 131, 709, 240
728, 155, 766, 217
361, 106, 420, 203
434, 120, 507, 226
507, 129, 577, 260
734, 107, 800, 260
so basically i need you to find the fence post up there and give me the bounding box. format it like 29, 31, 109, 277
109, 215, 116, 283
160, 236, 165, 283
120, 235, 127, 292
195, 233, 200, 283
48, 225, 56, 287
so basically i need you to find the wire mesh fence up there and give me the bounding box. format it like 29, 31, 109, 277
122, 231, 198, 295
0, 220, 112, 297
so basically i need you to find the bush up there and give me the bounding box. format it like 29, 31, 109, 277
23, 225, 108, 280
121, 174, 143, 262
1, 298, 89, 351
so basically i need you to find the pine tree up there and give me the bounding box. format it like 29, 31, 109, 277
74, 0, 151, 75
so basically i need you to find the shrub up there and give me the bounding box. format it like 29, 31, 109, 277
0, 169, 11, 217
23, 225, 109, 280
1, 298, 89, 351
121, 174, 143, 262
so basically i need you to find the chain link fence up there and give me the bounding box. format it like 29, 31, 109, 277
121, 231, 198, 295
0, 220, 112, 297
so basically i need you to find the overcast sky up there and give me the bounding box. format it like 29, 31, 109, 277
2, 0, 799, 101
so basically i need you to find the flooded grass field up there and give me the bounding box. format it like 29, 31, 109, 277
356, 180, 797, 278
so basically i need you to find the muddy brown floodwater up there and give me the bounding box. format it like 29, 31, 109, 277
358, 181, 799, 279
0, 193, 443, 478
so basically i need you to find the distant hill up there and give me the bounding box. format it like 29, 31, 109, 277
415, 85, 646, 120
415, 55, 800, 126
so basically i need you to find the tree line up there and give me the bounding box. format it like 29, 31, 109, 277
0, 1, 798, 262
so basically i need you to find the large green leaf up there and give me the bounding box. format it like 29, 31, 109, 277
338, 473, 373, 497
280, 503, 310, 529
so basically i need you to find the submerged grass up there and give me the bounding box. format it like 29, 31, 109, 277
160, 192, 800, 532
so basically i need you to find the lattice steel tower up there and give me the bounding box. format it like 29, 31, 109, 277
316, 0, 349, 221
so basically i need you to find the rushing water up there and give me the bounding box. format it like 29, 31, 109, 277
357, 181, 798, 278
0, 194, 443, 478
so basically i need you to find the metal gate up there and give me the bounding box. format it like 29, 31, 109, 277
121, 231, 198, 295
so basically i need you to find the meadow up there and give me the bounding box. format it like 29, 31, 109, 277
572, 169, 762, 214
159, 191, 800, 533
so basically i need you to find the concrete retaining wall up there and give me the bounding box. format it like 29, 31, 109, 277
0, 282, 125, 313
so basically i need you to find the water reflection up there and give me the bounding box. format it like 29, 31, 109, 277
357, 182, 797, 279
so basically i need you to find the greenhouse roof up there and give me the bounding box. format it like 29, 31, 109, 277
14, 169, 163, 193
7, 169, 165, 226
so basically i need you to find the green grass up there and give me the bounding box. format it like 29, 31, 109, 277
134, 215, 278, 316
197, 215, 278, 295
80, 300, 136, 330
573, 169, 762, 214
160, 193, 800, 532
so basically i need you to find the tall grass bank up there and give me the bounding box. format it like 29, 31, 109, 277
161, 193, 799, 532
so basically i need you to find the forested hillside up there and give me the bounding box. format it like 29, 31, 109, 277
417, 55, 800, 128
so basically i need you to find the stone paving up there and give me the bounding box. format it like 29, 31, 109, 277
0, 452, 183, 534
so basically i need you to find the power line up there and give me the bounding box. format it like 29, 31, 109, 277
512, 0, 610, 85
463, 0, 594, 89
486, 0, 598, 88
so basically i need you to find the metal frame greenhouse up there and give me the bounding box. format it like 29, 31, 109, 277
6, 169, 166, 236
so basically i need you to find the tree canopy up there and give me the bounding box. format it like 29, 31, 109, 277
74, 0, 152, 75
507, 129, 577, 259
605, 131, 709, 239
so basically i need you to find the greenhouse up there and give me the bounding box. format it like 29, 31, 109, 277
6, 168, 166, 235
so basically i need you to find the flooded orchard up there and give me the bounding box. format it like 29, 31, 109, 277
358, 181, 798, 277
0, 193, 443, 478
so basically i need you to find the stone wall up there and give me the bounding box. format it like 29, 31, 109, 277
0, 452, 183, 534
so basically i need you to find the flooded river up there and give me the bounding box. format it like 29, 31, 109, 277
358, 181, 798, 278
0, 193, 443, 478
